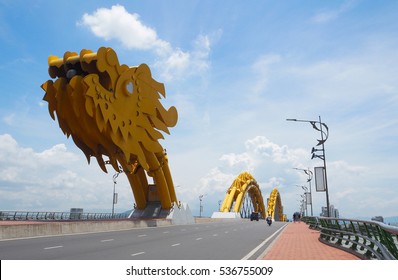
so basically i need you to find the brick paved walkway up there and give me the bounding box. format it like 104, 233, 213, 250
262, 222, 360, 260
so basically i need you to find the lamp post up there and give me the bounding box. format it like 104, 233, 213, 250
297, 193, 307, 216
287, 116, 331, 217
112, 171, 121, 217
293, 167, 313, 216
296, 185, 308, 216
296, 198, 305, 217
106, 161, 123, 218
199, 194, 206, 217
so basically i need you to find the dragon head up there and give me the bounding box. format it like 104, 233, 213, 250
41, 47, 178, 175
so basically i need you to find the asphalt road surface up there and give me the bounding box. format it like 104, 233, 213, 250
0, 220, 287, 260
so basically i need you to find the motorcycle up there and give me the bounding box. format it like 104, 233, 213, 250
266, 217, 272, 226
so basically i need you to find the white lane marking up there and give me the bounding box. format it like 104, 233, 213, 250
213, 234, 218, 237
138, 234, 147, 237
171, 243, 181, 247
101, 239, 114, 242
44, 245, 63, 250
131, 252, 145, 257
0, 223, 179, 242
196, 237, 203, 241
163, 231, 169, 234
241, 224, 288, 260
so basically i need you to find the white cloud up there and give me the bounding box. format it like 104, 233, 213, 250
220, 153, 254, 172
213, 136, 308, 177
179, 133, 396, 218
201, 135, 310, 193
0, 134, 133, 212
199, 167, 235, 194
80, 5, 170, 54
37, 144, 79, 164
312, 0, 356, 23
2, 113, 15, 125
0, 134, 79, 171
79, 5, 213, 81
328, 160, 367, 176
154, 33, 212, 81
179, 136, 311, 214
251, 54, 281, 95
245, 136, 308, 166
1, 131, 396, 218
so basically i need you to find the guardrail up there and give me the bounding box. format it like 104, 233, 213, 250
0, 210, 130, 221
302, 216, 398, 260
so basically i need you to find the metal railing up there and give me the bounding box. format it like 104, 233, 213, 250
302, 216, 398, 260
0, 210, 130, 221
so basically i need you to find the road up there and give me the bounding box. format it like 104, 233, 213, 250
0, 220, 287, 260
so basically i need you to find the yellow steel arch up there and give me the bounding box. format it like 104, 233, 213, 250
220, 172, 266, 219
267, 188, 286, 221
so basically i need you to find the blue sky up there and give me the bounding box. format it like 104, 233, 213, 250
1, 0, 397, 219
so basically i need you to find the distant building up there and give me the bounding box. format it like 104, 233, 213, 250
70, 208, 83, 220
334, 208, 339, 218
320, 205, 339, 218
371, 216, 384, 223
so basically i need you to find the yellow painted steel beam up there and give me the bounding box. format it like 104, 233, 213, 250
41, 47, 178, 210
220, 172, 266, 219
266, 188, 285, 221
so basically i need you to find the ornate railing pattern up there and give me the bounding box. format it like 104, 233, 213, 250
0, 210, 129, 221
303, 216, 398, 260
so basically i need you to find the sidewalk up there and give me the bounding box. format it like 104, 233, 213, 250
261, 221, 361, 260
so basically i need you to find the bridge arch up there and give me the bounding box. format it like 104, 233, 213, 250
220, 172, 266, 219
267, 188, 286, 221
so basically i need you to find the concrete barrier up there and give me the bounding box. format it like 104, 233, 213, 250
0, 219, 172, 240
0, 215, 243, 240
211, 212, 241, 219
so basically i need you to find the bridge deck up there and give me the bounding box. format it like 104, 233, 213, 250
261, 221, 360, 260
1, 219, 362, 259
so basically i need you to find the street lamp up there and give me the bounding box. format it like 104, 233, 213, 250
106, 161, 123, 218
297, 193, 307, 216
287, 116, 331, 217
199, 194, 206, 217
293, 167, 314, 216
296, 198, 305, 217
112, 170, 122, 217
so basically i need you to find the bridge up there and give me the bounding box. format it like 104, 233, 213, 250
0, 166, 398, 260
0, 162, 397, 260
2, 46, 397, 264
217, 172, 287, 221
1, 212, 397, 261
39, 47, 289, 224
1, 170, 397, 260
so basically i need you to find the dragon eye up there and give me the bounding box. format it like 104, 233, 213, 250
126, 81, 134, 95
66, 69, 77, 79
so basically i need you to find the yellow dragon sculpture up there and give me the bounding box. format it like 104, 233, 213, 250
41, 47, 178, 210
